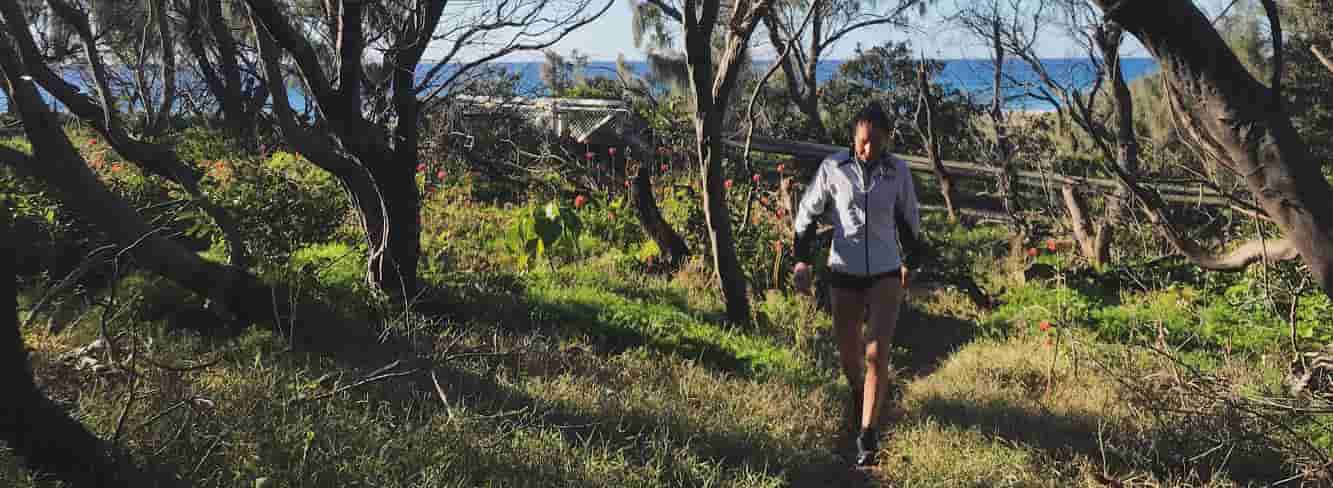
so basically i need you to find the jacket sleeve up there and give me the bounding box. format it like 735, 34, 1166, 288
894, 158, 926, 265
792, 162, 831, 263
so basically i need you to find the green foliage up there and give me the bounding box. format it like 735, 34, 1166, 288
507, 200, 585, 269
190, 149, 350, 263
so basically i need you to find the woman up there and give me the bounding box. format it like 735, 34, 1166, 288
791, 102, 925, 467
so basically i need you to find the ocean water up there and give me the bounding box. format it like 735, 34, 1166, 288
492, 58, 1157, 111
4, 58, 1156, 115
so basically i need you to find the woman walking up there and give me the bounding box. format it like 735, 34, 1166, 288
791, 102, 925, 467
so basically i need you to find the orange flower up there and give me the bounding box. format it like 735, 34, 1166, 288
110, 163, 123, 173
1046, 238, 1058, 252
1039, 320, 1052, 332
1027, 247, 1039, 258
574, 195, 587, 209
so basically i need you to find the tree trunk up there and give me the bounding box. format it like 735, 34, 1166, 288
358, 163, 420, 300
249, 9, 426, 301
989, 18, 1024, 248
0, 35, 359, 352
916, 63, 958, 223
699, 132, 751, 323
632, 158, 690, 271
1, 195, 140, 487
1095, 0, 1333, 295
1095, 21, 1137, 264
185, 0, 260, 139
147, 0, 176, 137
1062, 185, 1108, 268
684, 0, 766, 325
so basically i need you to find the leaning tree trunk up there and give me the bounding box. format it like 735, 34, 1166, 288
0, 185, 136, 488
631, 154, 690, 271
1094, 0, 1333, 296
0, 30, 360, 353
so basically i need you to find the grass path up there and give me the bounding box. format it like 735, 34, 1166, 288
3, 259, 1299, 487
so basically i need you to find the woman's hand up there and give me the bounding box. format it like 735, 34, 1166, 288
793, 262, 813, 295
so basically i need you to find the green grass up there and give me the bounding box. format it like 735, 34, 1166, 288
6, 177, 1329, 487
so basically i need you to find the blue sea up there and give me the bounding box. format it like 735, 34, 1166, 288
4, 58, 1155, 114
488, 58, 1157, 111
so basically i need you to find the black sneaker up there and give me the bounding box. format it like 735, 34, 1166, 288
855, 428, 878, 466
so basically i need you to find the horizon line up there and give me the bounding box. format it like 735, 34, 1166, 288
422, 56, 1158, 64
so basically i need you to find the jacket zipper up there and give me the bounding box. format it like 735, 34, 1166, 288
862, 161, 870, 276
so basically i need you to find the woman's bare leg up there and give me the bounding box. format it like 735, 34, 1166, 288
831, 286, 868, 395
862, 276, 905, 429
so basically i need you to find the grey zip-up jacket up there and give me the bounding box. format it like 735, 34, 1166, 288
793, 150, 923, 275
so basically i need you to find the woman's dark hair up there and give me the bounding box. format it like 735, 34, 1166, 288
851, 102, 891, 133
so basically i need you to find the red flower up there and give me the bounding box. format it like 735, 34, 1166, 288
724, 179, 734, 190
1039, 320, 1052, 332
1027, 247, 1039, 258
776, 208, 786, 218
624, 180, 631, 188
608, 147, 618, 157
752, 174, 762, 184
437, 170, 447, 180
777, 163, 785, 173
1046, 239, 1058, 252
110, 163, 123, 173
660, 164, 669, 173
88, 138, 98, 146
585, 152, 594, 161
417, 163, 427, 173
574, 195, 588, 209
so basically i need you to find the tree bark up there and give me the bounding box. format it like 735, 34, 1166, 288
148, 0, 176, 137
684, 0, 768, 324
0, 156, 141, 488
0, 28, 355, 353
184, 0, 264, 139
247, 0, 440, 300
915, 62, 958, 223
1062, 185, 1108, 268
1095, 0, 1333, 296
988, 16, 1024, 251
632, 161, 690, 271
4, 1, 250, 270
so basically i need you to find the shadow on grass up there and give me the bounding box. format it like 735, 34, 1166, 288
914, 394, 1290, 485
892, 305, 980, 378
414, 274, 796, 382
431, 362, 874, 487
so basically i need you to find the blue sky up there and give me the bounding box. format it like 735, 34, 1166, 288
471, 0, 1197, 63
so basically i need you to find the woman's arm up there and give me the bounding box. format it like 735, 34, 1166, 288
792, 162, 832, 263
895, 158, 926, 264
